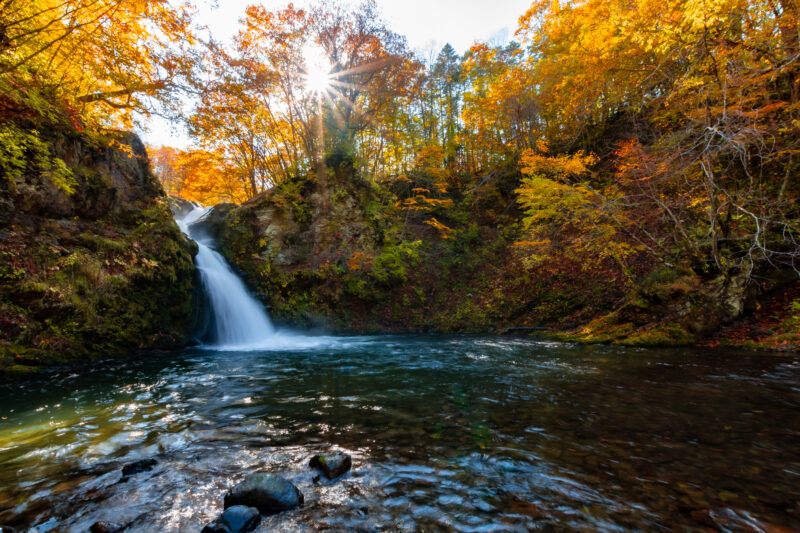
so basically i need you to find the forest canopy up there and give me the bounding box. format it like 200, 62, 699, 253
2, 0, 798, 283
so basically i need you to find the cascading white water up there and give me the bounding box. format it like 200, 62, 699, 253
194, 243, 276, 344
176, 205, 329, 351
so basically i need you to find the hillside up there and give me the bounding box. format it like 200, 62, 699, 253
0, 115, 197, 375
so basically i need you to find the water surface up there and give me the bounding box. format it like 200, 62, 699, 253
0, 337, 798, 531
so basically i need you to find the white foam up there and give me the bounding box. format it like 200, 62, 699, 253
176, 206, 336, 351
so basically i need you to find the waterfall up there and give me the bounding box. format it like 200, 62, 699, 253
176, 205, 326, 351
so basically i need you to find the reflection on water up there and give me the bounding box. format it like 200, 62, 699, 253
0, 337, 798, 532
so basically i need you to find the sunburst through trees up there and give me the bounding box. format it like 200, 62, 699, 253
181, 0, 412, 203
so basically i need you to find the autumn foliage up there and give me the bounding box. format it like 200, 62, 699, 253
0, 0, 194, 129
510, 0, 800, 278
3, 0, 798, 301
149, 146, 248, 205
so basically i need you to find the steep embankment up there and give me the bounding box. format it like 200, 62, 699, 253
0, 117, 197, 375
554, 267, 799, 348
200, 158, 799, 349
199, 159, 626, 334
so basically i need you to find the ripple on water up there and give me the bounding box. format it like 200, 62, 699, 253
0, 337, 798, 531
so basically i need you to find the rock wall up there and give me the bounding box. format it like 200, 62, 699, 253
199, 161, 390, 331
0, 119, 197, 375
202, 160, 798, 348
199, 161, 624, 335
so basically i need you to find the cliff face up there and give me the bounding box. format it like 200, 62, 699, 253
202, 159, 798, 348
199, 160, 624, 334
200, 161, 392, 331
0, 119, 197, 375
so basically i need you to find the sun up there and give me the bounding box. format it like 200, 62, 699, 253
303, 44, 332, 96
305, 68, 332, 95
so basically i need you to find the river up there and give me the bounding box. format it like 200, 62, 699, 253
0, 338, 798, 531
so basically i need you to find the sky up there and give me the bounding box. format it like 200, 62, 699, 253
139, 0, 532, 148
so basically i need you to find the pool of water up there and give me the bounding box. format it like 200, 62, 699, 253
0, 336, 798, 532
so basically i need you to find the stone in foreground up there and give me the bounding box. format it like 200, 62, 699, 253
201, 505, 261, 533
309, 452, 352, 479
121, 458, 157, 477
223, 473, 303, 515
89, 522, 122, 533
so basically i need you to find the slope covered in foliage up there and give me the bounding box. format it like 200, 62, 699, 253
196, 151, 626, 335
161, 0, 799, 348
0, 114, 197, 375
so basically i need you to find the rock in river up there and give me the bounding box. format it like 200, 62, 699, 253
223, 473, 303, 515
309, 452, 352, 479
89, 522, 122, 533
121, 458, 157, 477
201, 505, 261, 533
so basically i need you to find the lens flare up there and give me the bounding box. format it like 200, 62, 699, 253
303, 44, 332, 95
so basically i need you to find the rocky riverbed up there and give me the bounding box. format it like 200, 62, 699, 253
0, 337, 798, 531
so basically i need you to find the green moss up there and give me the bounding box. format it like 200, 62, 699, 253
621, 322, 696, 346
0, 120, 197, 374
3, 364, 40, 375
272, 178, 312, 223
554, 317, 635, 344
370, 241, 422, 284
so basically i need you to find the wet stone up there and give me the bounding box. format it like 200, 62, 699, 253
121, 458, 157, 477
690, 509, 714, 526
223, 473, 303, 515
309, 452, 352, 479
89, 522, 122, 533
475, 500, 496, 513
201, 505, 261, 533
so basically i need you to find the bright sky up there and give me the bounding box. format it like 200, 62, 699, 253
140, 0, 533, 148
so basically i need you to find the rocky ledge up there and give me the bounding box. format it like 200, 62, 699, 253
0, 116, 197, 375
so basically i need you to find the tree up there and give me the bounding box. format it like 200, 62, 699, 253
0, 0, 195, 128
461, 42, 539, 173
149, 145, 183, 196
149, 145, 248, 205
515, 141, 638, 271
427, 44, 463, 155
510, 0, 800, 279
188, 1, 418, 201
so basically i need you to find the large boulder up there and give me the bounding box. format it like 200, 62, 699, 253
168, 196, 197, 218
223, 473, 303, 515
201, 505, 260, 533
202, 161, 395, 331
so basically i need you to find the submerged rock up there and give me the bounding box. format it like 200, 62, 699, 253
309, 452, 352, 479
89, 522, 122, 533
121, 458, 157, 477
201, 505, 260, 533
223, 473, 303, 515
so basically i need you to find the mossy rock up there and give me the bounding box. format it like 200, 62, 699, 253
620, 322, 696, 347
0, 116, 197, 374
